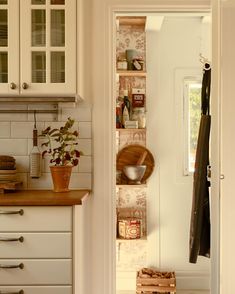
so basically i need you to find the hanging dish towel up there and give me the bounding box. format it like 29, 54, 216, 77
189, 63, 211, 263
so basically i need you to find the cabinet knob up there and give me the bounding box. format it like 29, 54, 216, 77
22, 82, 29, 90
10, 82, 17, 90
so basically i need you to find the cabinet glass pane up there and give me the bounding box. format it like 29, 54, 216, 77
32, 51, 46, 83
0, 52, 7, 83
51, 10, 64, 47
0, 10, 7, 47
32, 10, 46, 47
0, 1, 7, 4
51, 52, 65, 83
32, 0, 45, 4
51, 0, 65, 4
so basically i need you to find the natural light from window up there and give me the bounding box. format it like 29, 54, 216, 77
184, 80, 202, 174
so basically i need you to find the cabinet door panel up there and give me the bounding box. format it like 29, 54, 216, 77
20, 0, 76, 95
0, 232, 72, 258
0, 0, 19, 94
0, 259, 72, 285
0, 286, 72, 294
0, 206, 72, 232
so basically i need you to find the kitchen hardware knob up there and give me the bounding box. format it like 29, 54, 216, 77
0, 290, 24, 294
22, 82, 28, 90
0, 236, 24, 243
10, 82, 16, 90
0, 209, 24, 215
0, 263, 24, 269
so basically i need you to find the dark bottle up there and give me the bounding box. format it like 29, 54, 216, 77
122, 90, 131, 128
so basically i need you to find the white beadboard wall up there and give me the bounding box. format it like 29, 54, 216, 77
0, 102, 92, 190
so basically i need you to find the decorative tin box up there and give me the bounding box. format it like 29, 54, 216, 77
118, 217, 141, 239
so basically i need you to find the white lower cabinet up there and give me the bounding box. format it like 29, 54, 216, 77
0, 286, 72, 294
0, 206, 74, 293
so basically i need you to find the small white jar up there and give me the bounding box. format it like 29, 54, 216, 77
131, 107, 146, 128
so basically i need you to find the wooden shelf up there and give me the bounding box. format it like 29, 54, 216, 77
116, 184, 147, 188
116, 236, 147, 242
116, 70, 146, 77
117, 16, 146, 28
116, 128, 146, 132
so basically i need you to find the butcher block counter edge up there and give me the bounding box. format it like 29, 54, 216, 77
0, 190, 91, 206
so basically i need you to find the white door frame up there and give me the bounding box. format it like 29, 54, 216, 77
91, 2, 220, 294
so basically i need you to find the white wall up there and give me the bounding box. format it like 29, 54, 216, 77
146, 16, 211, 289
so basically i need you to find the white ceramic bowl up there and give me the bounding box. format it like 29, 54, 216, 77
123, 165, 146, 184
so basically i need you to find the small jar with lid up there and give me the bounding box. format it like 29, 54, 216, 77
131, 107, 146, 128
117, 58, 128, 70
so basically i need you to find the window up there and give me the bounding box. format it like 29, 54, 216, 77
184, 79, 202, 175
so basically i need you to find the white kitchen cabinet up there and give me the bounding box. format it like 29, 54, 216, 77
0, 0, 76, 96
0, 206, 74, 292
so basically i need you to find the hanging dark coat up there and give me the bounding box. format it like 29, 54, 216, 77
189, 63, 211, 264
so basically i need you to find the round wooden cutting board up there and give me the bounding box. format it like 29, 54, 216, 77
116, 144, 155, 182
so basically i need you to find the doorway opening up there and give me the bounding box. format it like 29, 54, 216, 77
113, 11, 213, 294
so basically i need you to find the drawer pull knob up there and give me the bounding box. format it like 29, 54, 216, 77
0, 209, 24, 216
0, 236, 24, 243
0, 263, 24, 270
0, 290, 24, 294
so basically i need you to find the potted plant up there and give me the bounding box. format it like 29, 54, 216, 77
40, 117, 81, 192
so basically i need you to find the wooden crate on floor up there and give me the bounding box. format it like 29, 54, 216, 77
136, 268, 176, 293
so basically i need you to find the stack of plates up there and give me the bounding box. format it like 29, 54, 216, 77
0, 156, 17, 182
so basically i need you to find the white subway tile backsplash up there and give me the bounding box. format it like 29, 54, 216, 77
0, 122, 10, 138
11, 122, 45, 138
61, 106, 91, 122
78, 139, 92, 156
79, 122, 91, 138
69, 173, 92, 189
0, 139, 28, 156
0, 104, 92, 189
28, 173, 53, 190
0, 105, 28, 121
78, 156, 92, 173
15, 156, 29, 172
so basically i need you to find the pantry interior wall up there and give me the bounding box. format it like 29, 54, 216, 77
116, 16, 211, 291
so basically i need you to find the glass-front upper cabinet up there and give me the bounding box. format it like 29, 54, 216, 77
21, 0, 76, 95
0, 0, 76, 95
0, 1, 19, 93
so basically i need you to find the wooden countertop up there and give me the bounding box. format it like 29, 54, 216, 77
0, 190, 91, 206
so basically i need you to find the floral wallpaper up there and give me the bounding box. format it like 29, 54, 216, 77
116, 25, 146, 67
116, 130, 146, 153
116, 187, 147, 271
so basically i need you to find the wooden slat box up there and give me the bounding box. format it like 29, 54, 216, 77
136, 268, 176, 294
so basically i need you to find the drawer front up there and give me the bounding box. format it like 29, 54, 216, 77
0, 259, 72, 285
0, 207, 72, 232
0, 233, 72, 258
0, 286, 72, 294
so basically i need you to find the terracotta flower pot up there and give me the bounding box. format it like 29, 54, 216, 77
50, 165, 73, 192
